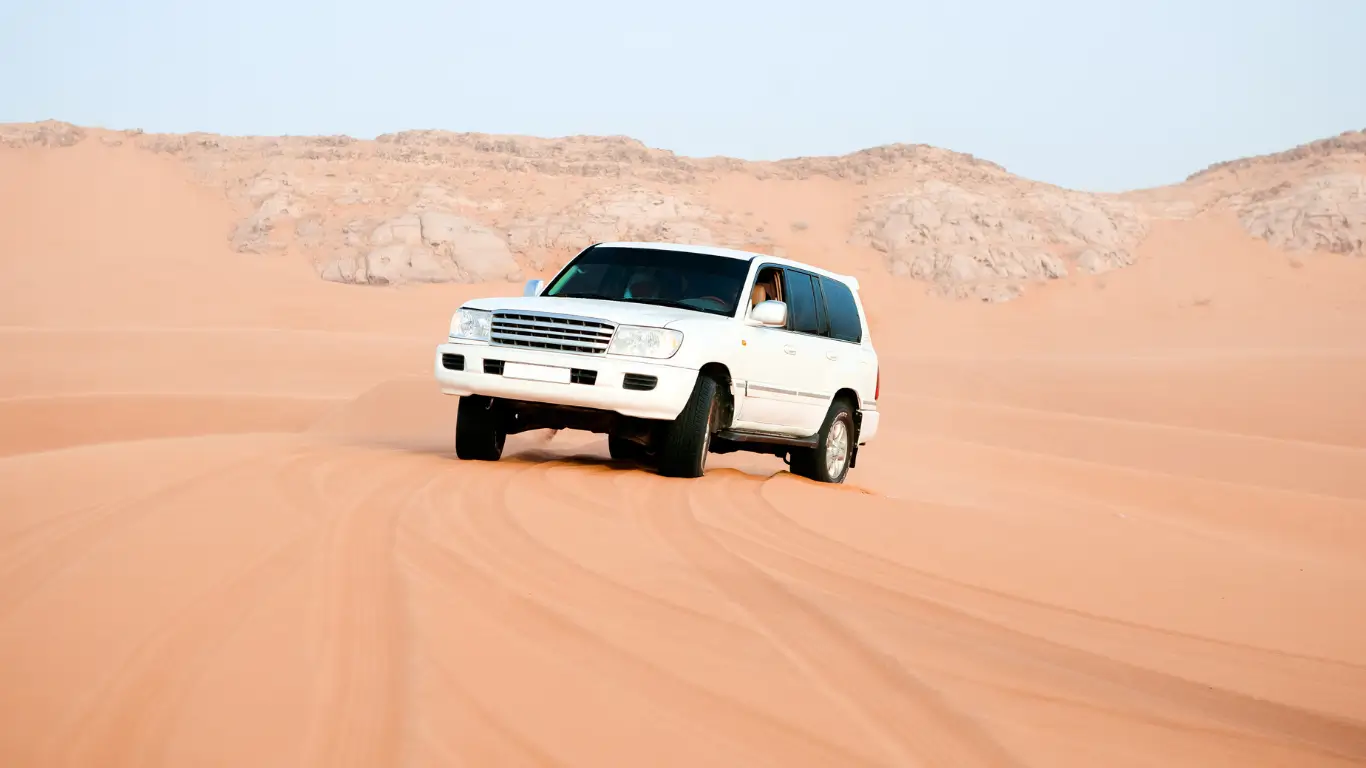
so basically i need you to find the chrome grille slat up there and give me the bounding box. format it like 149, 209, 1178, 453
492, 324, 612, 341
491, 317, 614, 336
489, 310, 616, 355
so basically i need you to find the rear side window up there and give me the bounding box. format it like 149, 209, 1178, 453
785, 271, 822, 335
820, 276, 862, 343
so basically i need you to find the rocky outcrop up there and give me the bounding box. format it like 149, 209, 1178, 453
231, 191, 306, 253
8, 119, 1362, 298
321, 211, 521, 285
371, 131, 703, 183
1165, 128, 1366, 258
1235, 173, 1366, 256
763, 143, 1008, 182
854, 180, 1148, 300
0, 120, 88, 148
505, 186, 769, 268
1187, 129, 1366, 181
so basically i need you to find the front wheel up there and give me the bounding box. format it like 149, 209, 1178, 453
656, 374, 722, 478
455, 395, 506, 461
791, 400, 855, 483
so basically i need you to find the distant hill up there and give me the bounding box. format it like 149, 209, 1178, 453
3, 120, 1361, 300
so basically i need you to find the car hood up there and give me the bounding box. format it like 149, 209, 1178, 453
460, 296, 728, 328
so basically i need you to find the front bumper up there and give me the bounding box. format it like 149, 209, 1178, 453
434, 339, 699, 421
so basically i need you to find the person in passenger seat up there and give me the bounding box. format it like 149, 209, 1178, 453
750, 271, 780, 309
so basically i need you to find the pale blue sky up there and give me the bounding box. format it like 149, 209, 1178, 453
2, 0, 1363, 191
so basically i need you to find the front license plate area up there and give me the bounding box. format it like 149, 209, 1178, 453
501, 361, 571, 384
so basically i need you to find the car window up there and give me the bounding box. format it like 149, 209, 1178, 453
749, 266, 785, 309
819, 276, 862, 343
543, 245, 751, 316
784, 270, 822, 336
556, 263, 608, 294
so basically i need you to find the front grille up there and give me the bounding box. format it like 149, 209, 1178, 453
622, 373, 658, 391
490, 311, 615, 355
441, 353, 464, 371
483, 359, 505, 375
570, 369, 598, 385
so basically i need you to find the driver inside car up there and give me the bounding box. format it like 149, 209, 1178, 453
624, 274, 661, 300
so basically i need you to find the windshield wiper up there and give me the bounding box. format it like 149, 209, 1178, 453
546, 294, 718, 314
625, 298, 711, 312
550, 292, 614, 300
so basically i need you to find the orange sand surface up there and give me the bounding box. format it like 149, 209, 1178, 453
2, 138, 1365, 767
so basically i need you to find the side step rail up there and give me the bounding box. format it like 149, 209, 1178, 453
714, 429, 818, 449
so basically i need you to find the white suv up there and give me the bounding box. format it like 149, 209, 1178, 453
433, 241, 881, 483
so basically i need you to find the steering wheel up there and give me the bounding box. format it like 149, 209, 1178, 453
693, 295, 728, 309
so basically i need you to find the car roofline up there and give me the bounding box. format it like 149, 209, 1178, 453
591, 241, 862, 292
594, 241, 762, 261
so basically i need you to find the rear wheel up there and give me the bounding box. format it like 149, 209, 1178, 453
455, 395, 506, 461
657, 374, 722, 478
791, 399, 855, 483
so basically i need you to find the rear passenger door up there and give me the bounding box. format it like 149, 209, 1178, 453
815, 274, 876, 411
775, 267, 838, 434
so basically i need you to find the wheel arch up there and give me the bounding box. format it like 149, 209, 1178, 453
698, 361, 732, 384
832, 387, 860, 409
698, 362, 734, 426
831, 387, 864, 445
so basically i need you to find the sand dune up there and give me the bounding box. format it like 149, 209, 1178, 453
2, 131, 1365, 767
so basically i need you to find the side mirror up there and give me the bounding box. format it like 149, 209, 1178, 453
523, 279, 545, 297
749, 299, 787, 327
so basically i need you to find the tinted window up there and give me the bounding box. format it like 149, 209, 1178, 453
820, 276, 862, 343
544, 245, 753, 317
785, 271, 822, 335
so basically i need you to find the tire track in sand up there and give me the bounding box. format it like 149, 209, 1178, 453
294, 446, 438, 768
400, 458, 574, 767
0, 445, 315, 622
39, 442, 424, 768
40, 448, 341, 767
690, 474, 1366, 764
730, 473, 1366, 672
640, 474, 1026, 768
416, 459, 758, 634
52, 533, 315, 767
396, 456, 879, 767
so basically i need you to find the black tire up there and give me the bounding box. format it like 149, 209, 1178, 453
790, 399, 856, 484
455, 395, 506, 461
657, 374, 722, 478
608, 434, 647, 463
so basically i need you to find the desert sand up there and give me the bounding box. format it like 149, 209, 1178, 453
1, 122, 1365, 767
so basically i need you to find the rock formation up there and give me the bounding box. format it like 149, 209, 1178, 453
854, 179, 1147, 301
2, 120, 1361, 297
1235, 174, 1366, 256
1173, 128, 1366, 257
506, 186, 772, 270
320, 211, 523, 286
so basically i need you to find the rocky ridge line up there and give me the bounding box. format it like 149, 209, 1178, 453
4, 120, 1363, 296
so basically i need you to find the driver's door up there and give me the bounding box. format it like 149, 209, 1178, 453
729, 265, 822, 435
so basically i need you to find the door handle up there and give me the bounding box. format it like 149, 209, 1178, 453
825, 351, 838, 361
783, 345, 796, 355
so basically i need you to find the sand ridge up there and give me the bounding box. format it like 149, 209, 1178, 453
1, 128, 1365, 766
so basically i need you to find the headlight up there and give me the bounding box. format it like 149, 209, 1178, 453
450, 308, 492, 341
607, 325, 683, 359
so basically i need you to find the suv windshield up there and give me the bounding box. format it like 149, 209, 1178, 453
542, 245, 752, 317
